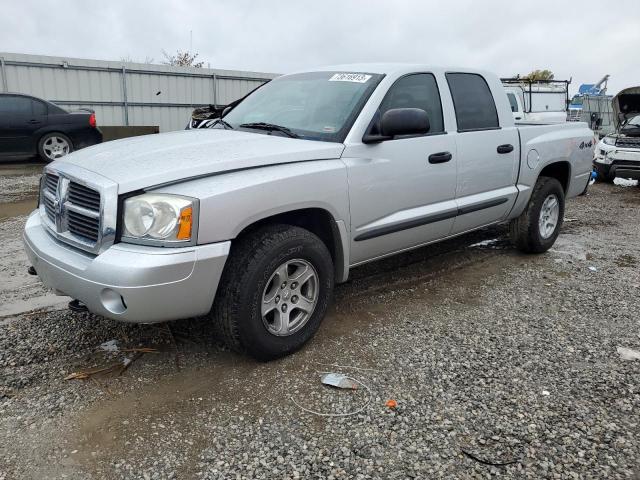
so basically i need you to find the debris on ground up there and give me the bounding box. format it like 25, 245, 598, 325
320, 372, 358, 390
385, 399, 398, 409
588, 266, 597, 272
98, 339, 119, 353
290, 373, 372, 417
461, 448, 521, 467
617, 346, 640, 361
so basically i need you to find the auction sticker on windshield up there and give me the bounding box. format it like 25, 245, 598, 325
329, 73, 372, 83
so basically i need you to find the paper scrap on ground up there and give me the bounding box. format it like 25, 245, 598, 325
617, 347, 640, 361
320, 372, 358, 390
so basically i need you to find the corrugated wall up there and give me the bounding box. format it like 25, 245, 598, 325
0, 52, 278, 132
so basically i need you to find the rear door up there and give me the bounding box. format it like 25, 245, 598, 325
343, 72, 458, 265
446, 73, 520, 234
0, 95, 45, 155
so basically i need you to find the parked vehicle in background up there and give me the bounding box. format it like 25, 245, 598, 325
594, 86, 640, 183
0, 93, 102, 162
502, 78, 571, 123
567, 75, 614, 137
186, 105, 226, 129
24, 64, 594, 360
186, 82, 270, 129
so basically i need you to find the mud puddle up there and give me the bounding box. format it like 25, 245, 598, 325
0, 161, 44, 176
0, 196, 37, 221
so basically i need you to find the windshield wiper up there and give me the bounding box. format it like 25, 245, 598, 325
211, 118, 234, 130
239, 122, 299, 138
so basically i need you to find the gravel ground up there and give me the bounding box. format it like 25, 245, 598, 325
1, 181, 639, 479
0, 161, 42, 204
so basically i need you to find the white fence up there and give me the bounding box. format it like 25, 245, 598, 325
0, 52, 278, 132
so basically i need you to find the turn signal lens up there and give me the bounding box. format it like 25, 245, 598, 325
177, 206, 193, 240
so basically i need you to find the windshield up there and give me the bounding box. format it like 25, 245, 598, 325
222, 71, 384, 142
621, 114, 640, 131
570, 95, 583, 106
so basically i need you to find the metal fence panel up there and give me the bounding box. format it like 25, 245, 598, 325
0, 52, 277, 132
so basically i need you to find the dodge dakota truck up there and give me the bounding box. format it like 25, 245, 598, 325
23, 64, 594, 360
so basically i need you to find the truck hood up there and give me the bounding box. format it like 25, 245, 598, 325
613, 86, 640, 129
55, 129, 345, 193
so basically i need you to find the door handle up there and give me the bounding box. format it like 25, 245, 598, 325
27, 119, 41, 125
497, 144, 514, 154
428, 151, 452, 164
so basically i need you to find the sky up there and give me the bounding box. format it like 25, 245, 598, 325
1, 0, 638, 96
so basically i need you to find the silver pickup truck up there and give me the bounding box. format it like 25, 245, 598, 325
24, 64, 594, 360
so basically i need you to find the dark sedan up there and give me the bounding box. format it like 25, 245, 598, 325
0, 93, 102, 162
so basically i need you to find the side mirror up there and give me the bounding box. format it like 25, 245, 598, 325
381, 108, 430, 137
363, 108, 430, 143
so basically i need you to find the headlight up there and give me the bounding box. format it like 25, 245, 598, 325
602, 136, 617, 146
122, 194, 197, 245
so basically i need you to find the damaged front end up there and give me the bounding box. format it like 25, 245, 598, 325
594, 87, 640, 180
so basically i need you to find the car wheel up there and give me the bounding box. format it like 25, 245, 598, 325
38, 133, 73, 162
212, 224, 334, 361
510, 176, 565, 253
594, 164, 614, 183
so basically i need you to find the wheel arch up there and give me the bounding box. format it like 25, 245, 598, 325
538, 160, 571, 193
233, 207, 349, 283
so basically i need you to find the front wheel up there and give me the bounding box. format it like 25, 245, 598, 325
212, 224, 334, 361
510, 176, 565, 253
594, 164, 614, 183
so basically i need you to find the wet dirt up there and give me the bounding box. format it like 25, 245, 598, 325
0, 197, 38, 221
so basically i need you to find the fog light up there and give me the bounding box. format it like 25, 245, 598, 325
100, 288, 127, 314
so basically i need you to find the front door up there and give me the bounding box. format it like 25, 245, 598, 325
0, 95, 44, 155
343, 73, 458, 265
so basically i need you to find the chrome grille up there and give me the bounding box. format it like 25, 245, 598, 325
67, 208, 100, 242
68, 182, 101, 211
40, 170, 107, 253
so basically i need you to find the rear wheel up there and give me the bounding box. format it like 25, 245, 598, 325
212, 224, 334, 361
38, 132, 73, 162
510, 176, 565, 253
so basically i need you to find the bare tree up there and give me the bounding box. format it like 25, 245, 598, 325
161, 49, 204, 68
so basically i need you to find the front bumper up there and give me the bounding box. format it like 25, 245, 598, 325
23, 211, 230, 323
594, 148, 640, 180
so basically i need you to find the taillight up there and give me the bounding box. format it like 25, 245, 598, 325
89, 112, 96, 128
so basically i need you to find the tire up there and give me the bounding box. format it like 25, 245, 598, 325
38, 132, 73, 162
594, 164, 614, 183
212, 224, 334, 361
509, 176, 565, 254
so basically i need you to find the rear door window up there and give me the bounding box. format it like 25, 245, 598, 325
446, 73, 499, 131
0, 96, 33, 114
378, 73, 444, 134
32, 99, 47, 116
507, 93, 519, 113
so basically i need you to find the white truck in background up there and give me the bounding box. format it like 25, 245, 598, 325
503, 78, 571, 123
